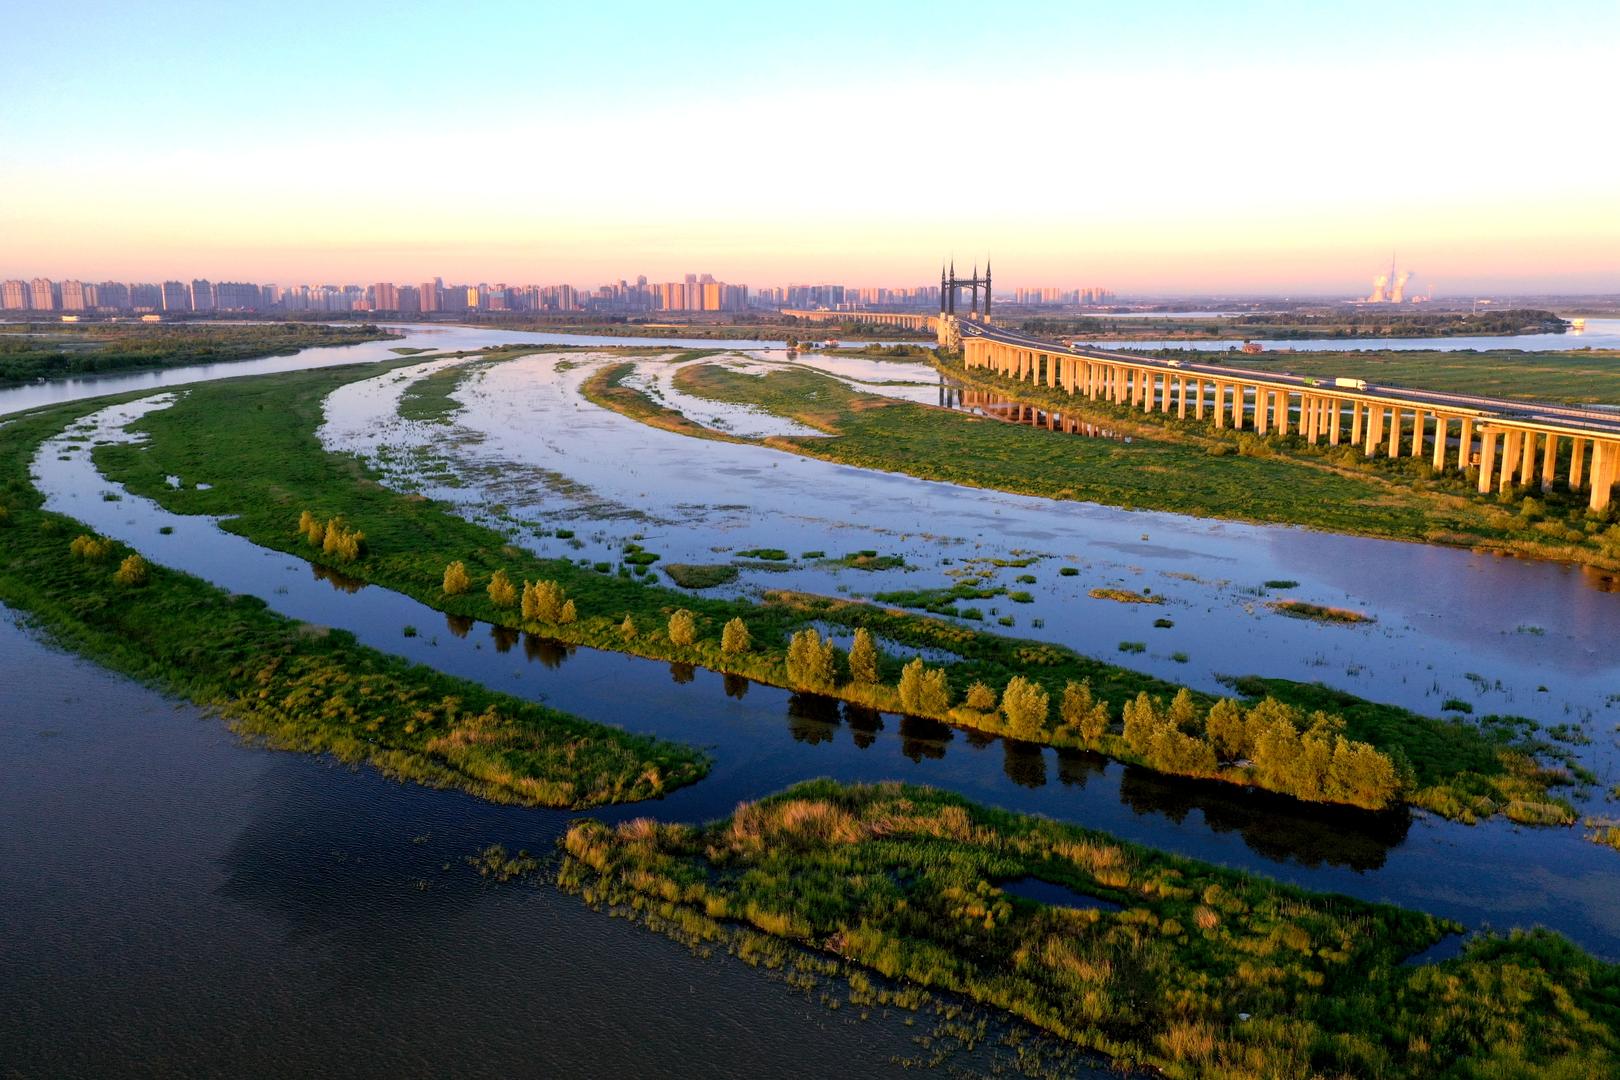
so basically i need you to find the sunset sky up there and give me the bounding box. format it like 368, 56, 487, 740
4, 0, 1616, 295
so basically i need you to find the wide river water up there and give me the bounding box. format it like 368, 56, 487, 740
4, 324, 1619, 1076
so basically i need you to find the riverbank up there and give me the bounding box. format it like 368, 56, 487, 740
1213, 347, 1620, 406
0, 398, 707, 808
87, 356, 1583, 824
1019, 308, 1567, 342
561, 778, 1620, 1078
0, 321, 400, 387
922, 356, 1620, 572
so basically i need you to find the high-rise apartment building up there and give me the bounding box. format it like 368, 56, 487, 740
128, 283, 160, 311
30, 278, 58, 311
215, 282, 261, 310
161, 281, 190, 311
59, 280, 88, 311
2, 280, 31, 310
371, 282, 398, 310
190, 279, 215, 312
419, 278, 442, 313
95, 281, 131, 310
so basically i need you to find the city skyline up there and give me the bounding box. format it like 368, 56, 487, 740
4, 1, 1618, 293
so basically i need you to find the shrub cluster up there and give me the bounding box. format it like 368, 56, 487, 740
442, 560, 471, 596
69, 533, 114, 560
522, 579, 577, 624
297, 510, 364, 562
1123, 691, 1403, 809
113, 554, 149, 587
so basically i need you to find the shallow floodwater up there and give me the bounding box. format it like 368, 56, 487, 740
320, 352, 1620, 756
27, 397, 1620, 961
1089, 316, 1620, 353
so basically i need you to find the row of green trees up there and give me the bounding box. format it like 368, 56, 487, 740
426, 555, 1403, 810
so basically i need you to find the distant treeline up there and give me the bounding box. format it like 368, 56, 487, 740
1024, 308, 1568, 340
0, 322, 396, 386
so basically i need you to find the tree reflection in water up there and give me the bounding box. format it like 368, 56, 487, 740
1118, 764, 1410, 871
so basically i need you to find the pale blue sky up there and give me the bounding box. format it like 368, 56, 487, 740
4, 1, 1616, 292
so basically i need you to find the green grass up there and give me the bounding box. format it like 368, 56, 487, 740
561, 780, 1620, 1079
663, 563, 740, 589
0, 321, 398, 387
1221, 348, 1620, 406
578, 360, 742, 442
397, 360, 478, 423
927, 357, 1620, 569
0, 400, 707, 809
1089, 587, 1161, 605
674, 361, 1481, 548
89, 359, 1574, 821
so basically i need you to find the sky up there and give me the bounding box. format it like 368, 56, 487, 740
2, 0, 1617, 296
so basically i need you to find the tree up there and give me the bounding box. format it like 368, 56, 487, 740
1205, 699, 1247, 761
1148, 726, 1218, 775
847, 628, 879, 685
785, 628, 836, 689
1061, 680, 1110, 742
443, 560, 471, 596
298, 510, 323, 547
1327, 738, 1402, 809
1122, 692, 1163, 755
69, 534, 112, 560
1060, 679, 1094, 728
721, 617, 751, 655
1001, 676, 1050, 739
487, 569, 517, 607
1167, 688, 1199, 732
113, 554, 149, 587
523, 580, 571, 622
964, 682, 998, 713
668, 608, 697, 646
897, 658, 951, 716
321, 518, 365, 561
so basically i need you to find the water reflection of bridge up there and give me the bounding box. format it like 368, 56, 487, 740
941, 385, 1127, 441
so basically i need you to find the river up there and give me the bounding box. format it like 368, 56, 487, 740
4, 325, 1619, 1075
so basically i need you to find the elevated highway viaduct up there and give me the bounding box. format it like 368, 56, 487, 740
956, 319, 1620, 511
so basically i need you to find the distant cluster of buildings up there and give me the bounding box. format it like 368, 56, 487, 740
1010, 287, 1115, 307
2, 272, 1117, 318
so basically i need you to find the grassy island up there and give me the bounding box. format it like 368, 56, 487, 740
0, 399, 706, 808
561, 780, 1620, 1078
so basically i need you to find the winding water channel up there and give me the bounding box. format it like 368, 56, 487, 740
5, 324, 1620, 1075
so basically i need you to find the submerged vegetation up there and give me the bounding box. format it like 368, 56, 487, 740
0, 400, 707, 809
1269, 600, 1374, 624
89, 360, 1580, 823
561, 780, 1620, 1078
